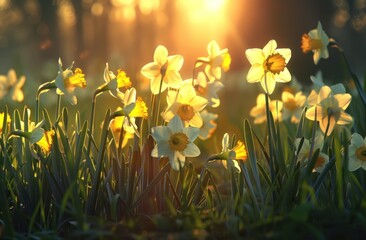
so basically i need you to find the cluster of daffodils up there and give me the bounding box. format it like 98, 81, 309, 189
141, 41, 230, 170
0, 20, 365, 177
245, 21, 366, 174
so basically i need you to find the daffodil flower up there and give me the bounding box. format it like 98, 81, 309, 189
9, 120, 45, 144
197, 40, 231, 82
282, 91, 306, 123
162, 83, 208, 127
207, 133, 248, 173
36, 129, 55, 154
305, 86, 353, 136
295, 136, 329, 173
250, 93, 283, 124
109, 88, 148, 140
151, 115, 200, 171
0, 69, 25, 102
122, 87, 148, 119
245, 39, 291, 94
194, 72, 224, 108
55, 58, 86, 105
198, 110, 218, 140
109, 107, 135, 148
102, 63, 131, 99
348, 133, 366, 171
0, 112, 11, 135
141, 45, 183, 94
301, 21, 329, 65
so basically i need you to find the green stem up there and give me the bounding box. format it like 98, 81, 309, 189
35, 81, 57, 123
86, 92, 98, 158
55, 94, 61, 121
154, 73, 166, 127
331, 41, 366, 107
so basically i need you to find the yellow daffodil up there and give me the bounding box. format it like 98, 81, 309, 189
198, 110, 218, 140
301, 21, 329, 65
141, 45, 183, 94
197, 40, 231, 82
55, 58, 86, 105
250, 93, 283, 124
305, 86, 353, 136
245, 39, 291, 94
36, 129, 55, 154
194, 72, 224, 108
282, 91, 306, 123
151, 115, 200, 171
295, 136, 329, 173
348, 133, 366, 171
103, 63, 132, 99
109, 108, 135, 148
0, 112, 11, 134
162, 82, 208, 127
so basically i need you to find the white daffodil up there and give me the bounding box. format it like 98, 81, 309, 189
0, 69, 26, 102
348, 133, 366, 171
141, 45, 183, 94
305, 86, 353, 136
119, 87, 148, 137
198, 110, 218, 140
250, 93, 283, 124
295, 135, 329, 173
301, 21, 330, 65
245, 39, 291, 94
162, 82, 208, 127
197, 40, 231, 82
207, 133, 247, 173
194, 72, 224, 108
151, 115, 200, 171
55, 58, 86, 105
282, 91, 306, 123
103, 63, 132, 99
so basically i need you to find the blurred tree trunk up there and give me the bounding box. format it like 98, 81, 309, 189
39, 0, 60, 59
71, 0, 83, 61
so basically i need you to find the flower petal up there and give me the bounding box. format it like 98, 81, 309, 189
183, 126, 200, 141
168, 115, 184, 133
151, 126, 171, 142
334, 93, 352, 110
275, 67, 291, 83
141, 62, 160, 79
182, 142, 200, 157
245, 48, 264, 65
337, 111, 353, 125
263, 39, 277, 57
167, 55, 184, 71
261, 72, 276, 94
154, 45, 168, 66
246, 65, 264, 83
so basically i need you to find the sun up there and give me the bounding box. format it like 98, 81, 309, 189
204, 0, 226, 12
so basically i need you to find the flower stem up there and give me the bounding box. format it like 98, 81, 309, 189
331, 41, 366, 108
154, 73, 165, 127
55, 94, 61, 121
86, 92, 98, 157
